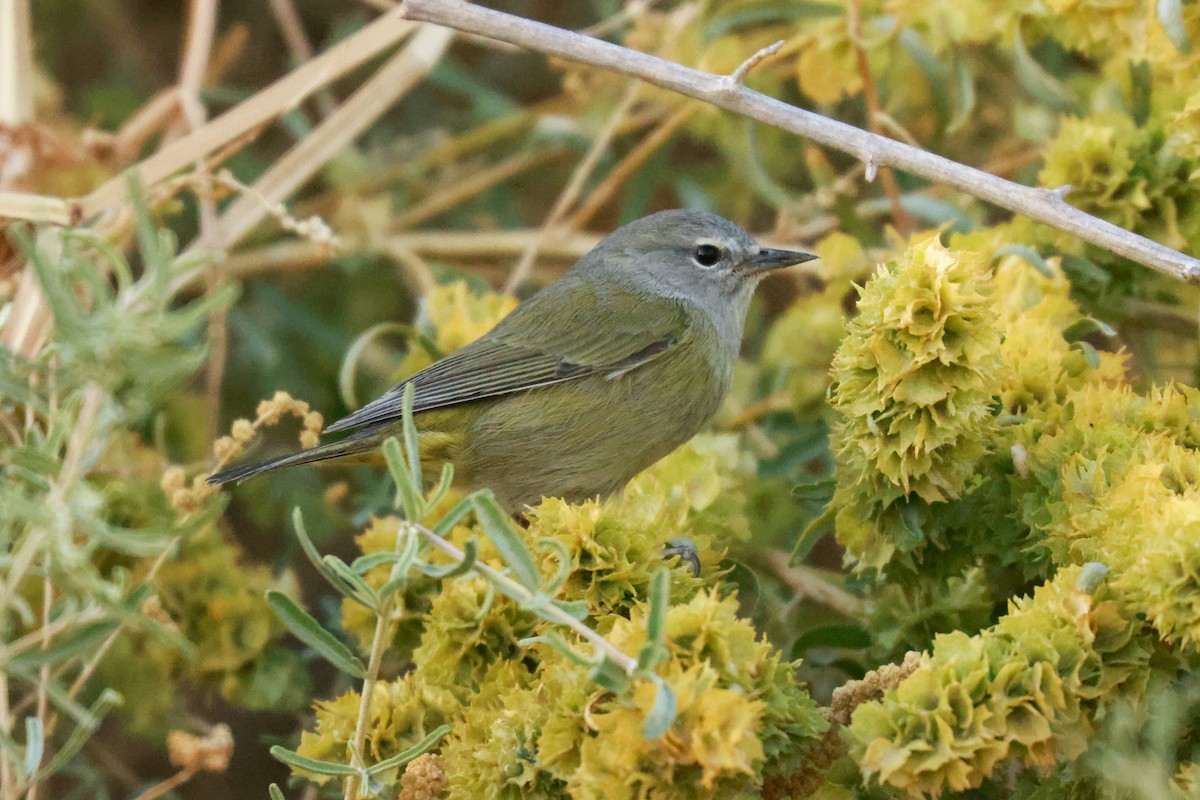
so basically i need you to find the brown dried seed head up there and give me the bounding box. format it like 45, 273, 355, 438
397, 753, 447, 800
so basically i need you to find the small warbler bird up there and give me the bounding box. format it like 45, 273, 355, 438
208, 210, 816, 512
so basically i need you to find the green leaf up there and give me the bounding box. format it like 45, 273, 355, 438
23, 717, 43, 778
994, 244, 1054, 278
416, 536, 479, 579
269, 745, 360, 777
265, 591, 366, 678
590, 655, 632, 693
471, 491, 541, 591
1063, 316, 1118, 341
401, 383, 423, 496
365, 725, 452, 775
535, 537, 574, 596
322, 556, 380, 609
551, 599, 589, 621
1061, 254, 1112, 285
947, 58, 976, 134
425, 462, 455, 515
637, 568, 670, 671
338, 322, 412, 411
7, 620, 117, 671
1072, 340, 1102, 369
36, 690, 122, 780
792, 504, 835, 564
519, 631, 593, 666
268, 783, 287, 800
351, 552, 404, 573
1129, 60, 1152, 126
383, 437, 424, 522
431, 496, 475, 537
1013, 27, 1078, 111
1158, 0, 1192, 53
292, 508, 366, 604
1077, 562, 1109, 593
643, 676, 678, 740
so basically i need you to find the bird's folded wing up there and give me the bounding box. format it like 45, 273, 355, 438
323, 283, 687, 435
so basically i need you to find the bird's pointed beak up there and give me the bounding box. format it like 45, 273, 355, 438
743, 248, 818, 274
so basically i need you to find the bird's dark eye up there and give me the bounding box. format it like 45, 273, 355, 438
692, 244, 722, 267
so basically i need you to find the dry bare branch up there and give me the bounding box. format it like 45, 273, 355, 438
402, 0, 1200, 283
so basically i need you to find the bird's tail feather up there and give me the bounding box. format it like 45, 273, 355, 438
206, 434, 379, 485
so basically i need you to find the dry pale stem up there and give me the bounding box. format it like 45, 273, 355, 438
847, 0, 913, 234
201, 24, 451, 252
563, 102, 698, 231
77, 7, 418, 219
392, 147, 566, 231
505, 79, 644, 293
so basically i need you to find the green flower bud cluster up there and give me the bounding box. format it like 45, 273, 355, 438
829, 235, 1002, 570
435, 590, 825, 800
1018, 382, 1200, 650
849, 566, 1151, 798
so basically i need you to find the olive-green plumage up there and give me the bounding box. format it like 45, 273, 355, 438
208, 210, 815, 512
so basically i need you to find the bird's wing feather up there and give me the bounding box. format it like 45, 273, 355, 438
323, 279, 688, 434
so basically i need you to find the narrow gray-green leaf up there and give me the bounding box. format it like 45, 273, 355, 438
8, 621, 117, 671
471, 491, 540, 591
23, 717, 43, 778
590, 655, 631, 693
1063, 316, 1118, 342
292, 508, 363, 603
552, 598, 589, 621
947, 58, 976, 134
1072, 340, 1102, 369
322, 556, 379, 609
642, 676, 678, 740
269, 745, 360, 776
519, 631, 593, 666
431, 496, 474, 537
365, 725, 452, 775
425, 462, 455, 513
351, 552, 403, 574
638, 567, 671, 671
401, 383, 423, 494
268, 783, 287, 800
36, 690, 122, 780
535, 537, 575, 596
994, 244, 1053, 278
383, 437, 423, 521
1158, 0, 1192, 53
416, 536, 478, 579
265, 591, 366, 678
1013, 27, 1078, 111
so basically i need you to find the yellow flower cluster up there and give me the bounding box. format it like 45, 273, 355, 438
849, 567, 1150, 798
829, 235, 1002, 569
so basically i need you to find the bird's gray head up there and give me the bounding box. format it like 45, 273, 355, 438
573, 209, 816, 317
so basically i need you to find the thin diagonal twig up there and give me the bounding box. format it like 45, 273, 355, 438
400, 0, 1200, 283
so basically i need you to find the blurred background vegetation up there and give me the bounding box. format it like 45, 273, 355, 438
2, 0, 1200, 798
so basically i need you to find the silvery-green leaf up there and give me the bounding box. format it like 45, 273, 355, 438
1013, 28, 1078, 111
1158, 0, 1192, 53
266, 591, 366, 678
642, 676, 678, 740
994, 244, 1053, 278
269, 746, 360, 776
472, 491, 540, 591
365, 725, 452, 775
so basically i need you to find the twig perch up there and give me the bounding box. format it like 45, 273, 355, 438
401, 0, 1200, 284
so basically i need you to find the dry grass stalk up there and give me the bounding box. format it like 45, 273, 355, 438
203, 24, 453, 252
76, 8, 418, 219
